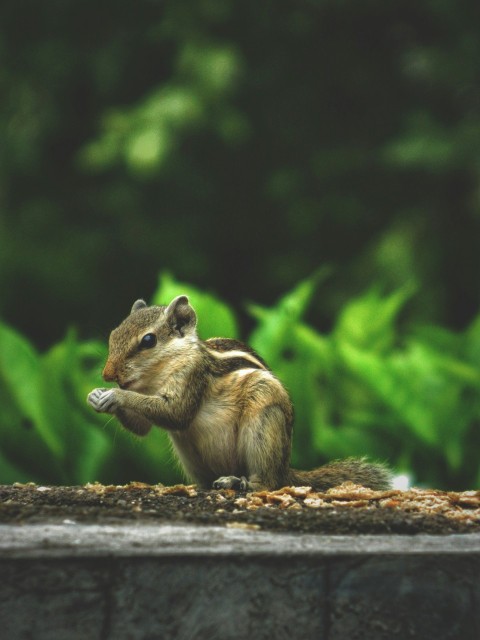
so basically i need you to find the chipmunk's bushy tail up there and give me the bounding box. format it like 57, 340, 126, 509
288, 458, 392, 491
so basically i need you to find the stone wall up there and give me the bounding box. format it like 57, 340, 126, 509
1, 524, 479, 640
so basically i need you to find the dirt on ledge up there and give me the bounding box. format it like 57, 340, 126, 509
0, 482, 478, 535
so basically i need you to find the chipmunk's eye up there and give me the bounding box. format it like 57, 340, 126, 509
139, 333, 157, 350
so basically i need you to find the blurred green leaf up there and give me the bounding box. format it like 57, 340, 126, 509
334, 284, 416, 352
0, 321, 63, 457
125, 128, 171, 172
0, 322, 40, 423
0, 377, 64, 483
249, 270, 328, 360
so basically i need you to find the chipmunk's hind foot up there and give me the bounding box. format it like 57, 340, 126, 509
213, 475, 249, 491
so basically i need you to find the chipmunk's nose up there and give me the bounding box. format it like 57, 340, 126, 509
102, 359, 117, 382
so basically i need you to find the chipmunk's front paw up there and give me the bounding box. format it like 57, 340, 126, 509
213, 475, 249, 491
87, 388, 117, 413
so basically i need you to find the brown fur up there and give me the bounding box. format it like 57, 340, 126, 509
87, 296, 392, 491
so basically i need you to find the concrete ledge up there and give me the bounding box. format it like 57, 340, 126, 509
1, 523, 480, 557
1, 523, 479, 640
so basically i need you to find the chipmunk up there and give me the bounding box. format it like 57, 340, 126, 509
87, 296, 392, 491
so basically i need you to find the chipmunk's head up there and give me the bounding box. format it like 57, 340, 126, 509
102, 295, 198, 392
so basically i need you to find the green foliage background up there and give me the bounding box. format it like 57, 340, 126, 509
1, 1, 480, 488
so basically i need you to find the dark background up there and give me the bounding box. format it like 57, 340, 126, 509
2, 0, 480, 348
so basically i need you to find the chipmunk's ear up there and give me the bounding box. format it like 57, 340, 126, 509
131, 299, 147, 314
165, 295, 197, 336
